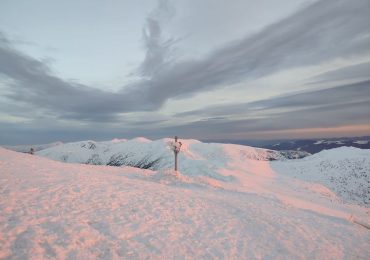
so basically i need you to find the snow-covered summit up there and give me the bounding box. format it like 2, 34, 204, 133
36, 137, 308, 166
35, 138, 370, 207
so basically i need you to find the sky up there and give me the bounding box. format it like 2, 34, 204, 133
0, 0, 370, 145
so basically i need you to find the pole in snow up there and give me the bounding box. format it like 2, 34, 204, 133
173, 136, 182, 171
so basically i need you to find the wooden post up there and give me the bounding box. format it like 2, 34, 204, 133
175, 151, 178, 171
174, 136, 178, 171
172, 136, 182, 171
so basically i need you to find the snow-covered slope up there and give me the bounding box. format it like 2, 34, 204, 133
272, 147, 370, 206
0, 147, 369, 259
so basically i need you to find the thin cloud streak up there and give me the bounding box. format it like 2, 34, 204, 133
309, 61, 370, 84
177, 80, 370, 117
157, 101, 370, 139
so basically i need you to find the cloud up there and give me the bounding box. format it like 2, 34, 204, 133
0, 120, 128, 145
1, 0, 370, 123
139, 0, 175, 77
0, 31, 149, 119
0, 0, 176, 121
168, 80, 370, 137
142, 0, 370, 100
1, 80, 369, 144
177, 80, 370, 117
309, 61, 370, 84
159, 100, 370, 140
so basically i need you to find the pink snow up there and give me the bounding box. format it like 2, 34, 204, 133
0, 147, 369, 259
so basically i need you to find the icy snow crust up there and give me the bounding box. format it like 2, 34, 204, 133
1, 141, 370, 258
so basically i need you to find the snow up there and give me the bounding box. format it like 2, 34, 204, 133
108, 138, 127, 143
132, 137, 151, 143
35, 138, 309, 174
1, 142, 370, 258
314, 140, 346, 145
35, 139, 370, 208
353, 140, 369, 145
271, 147, 370, 206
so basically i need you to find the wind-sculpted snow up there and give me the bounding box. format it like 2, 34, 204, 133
0, 147, 369, 259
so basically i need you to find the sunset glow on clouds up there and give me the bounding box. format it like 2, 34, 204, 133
0, 0, 369, 144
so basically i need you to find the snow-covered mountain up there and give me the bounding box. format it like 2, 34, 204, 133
1, 145, 369, 259
261, 136, 370, 153
36, 138, 370, 206
36, 138, 308, 169
272, 147, 370, 206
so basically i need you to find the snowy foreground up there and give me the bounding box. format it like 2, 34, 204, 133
0, 140, 370, 259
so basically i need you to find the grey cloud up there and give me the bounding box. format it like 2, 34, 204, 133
107, 82, 370, 138
0, 32, 147, 118
153, 0, 369, 94
0, 120, 130, 145
177, 80, 370, 118
309, 61, 370, 84
130, 0, 370, 106
0, 114, 170, 145
245, 100, 370, 132
160, 100, 370, 139
139, 0, 175, 77
2, 99, 368, 145
1, 0, 370, 122
241, 80, 370, 112
0, 0, 175, 120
